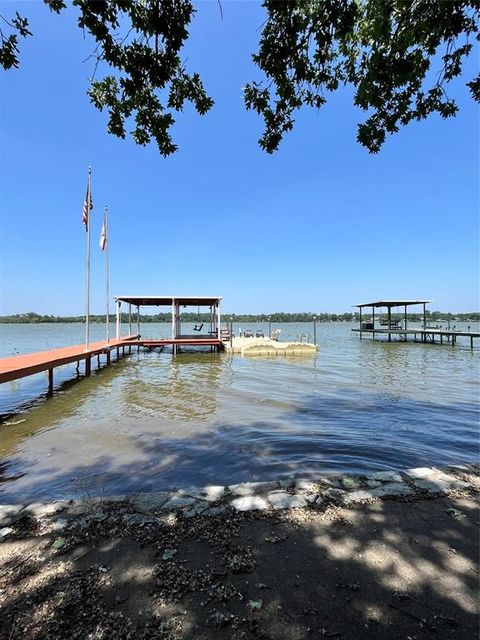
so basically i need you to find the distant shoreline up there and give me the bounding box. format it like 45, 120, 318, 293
0, 312, 478, 324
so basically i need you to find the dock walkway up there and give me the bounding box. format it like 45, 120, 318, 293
0, 335, 138, 391
352, 327, 479, 347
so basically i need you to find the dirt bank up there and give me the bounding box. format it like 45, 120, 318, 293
0, 486, 478, 640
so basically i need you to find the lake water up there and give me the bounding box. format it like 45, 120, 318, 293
0, 322, 478, 503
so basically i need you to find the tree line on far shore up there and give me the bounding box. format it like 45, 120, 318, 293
0, 311, 478, 325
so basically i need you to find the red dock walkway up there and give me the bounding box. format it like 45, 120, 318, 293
122, 338, 224, 348
0, 334, 226, 399
0, 335, 138, 387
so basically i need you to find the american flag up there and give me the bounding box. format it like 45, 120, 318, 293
82, 179, 93, 230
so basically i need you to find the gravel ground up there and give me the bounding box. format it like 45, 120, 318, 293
0, 491, 478, 640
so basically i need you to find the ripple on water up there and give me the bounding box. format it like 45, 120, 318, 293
0, 322, 478, 502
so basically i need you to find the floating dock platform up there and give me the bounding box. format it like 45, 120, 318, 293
225, 336, 318, 356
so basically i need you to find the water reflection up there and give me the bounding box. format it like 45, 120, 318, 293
123, 351, 222, 422
0, 322, 478, 503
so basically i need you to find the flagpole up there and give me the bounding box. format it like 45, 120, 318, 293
104, 205, 110, 345
84, 166, 92, 351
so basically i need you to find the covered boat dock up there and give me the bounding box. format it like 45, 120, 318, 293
352, 300, 479, 348
114, 295, 226, 353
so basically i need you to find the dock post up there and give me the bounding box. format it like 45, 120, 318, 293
85, 356, 91, 377
47, 368, 53, 397
116, 347, 120, 359
471, 336, 473, 349
440, 334, 443, 345
116, 299, 121, 340
106, 350, 111, 366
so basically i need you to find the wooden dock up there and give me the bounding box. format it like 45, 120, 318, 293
0, 335, 138, 394
352, 327, 479, 348
352, 300, 479, 349
0, 333, 226, 399
122, 337, 224, 353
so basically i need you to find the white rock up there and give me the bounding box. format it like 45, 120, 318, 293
365, 480, 383, 488
296, 479, 317, 492
25, 501, 66, 519
162, 494, 197, 510
369, 471, 403, 483
405, 468, 472, 494
322, 488, 347, 503
370, 483, 415, 498
0, 505, 23, 527
279, 477, 296, 490
413, 479, 449, 495
268, 492, 307, 510
49, 518, 68, 531
130, 492, 171, 513
342, 490, 374, 504
404, 467, 454, 482
67, 502, 94, 517
186, 486, 227, 502
229, 481, 279, 496
231, 496, 269, 512
0, 527, 14, 541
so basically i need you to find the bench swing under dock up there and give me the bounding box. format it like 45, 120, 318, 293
113, 295, 227, 353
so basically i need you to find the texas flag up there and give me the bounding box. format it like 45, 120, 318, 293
99, 217, 107, 251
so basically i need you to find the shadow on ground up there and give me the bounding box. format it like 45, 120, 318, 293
0, 493, 478, 640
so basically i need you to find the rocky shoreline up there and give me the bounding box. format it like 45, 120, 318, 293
1, 464, 478, 537
0, 463, 478, 640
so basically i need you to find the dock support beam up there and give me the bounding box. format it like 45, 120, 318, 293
85, 356, 91, 377
116, 300, 121, 339
47, 368, 53, 397
106, 350, 111, 365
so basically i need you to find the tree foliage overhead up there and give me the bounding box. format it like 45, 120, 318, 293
245, 0, 480, 152
0, 0, 212, 156
1, 0, 478, 155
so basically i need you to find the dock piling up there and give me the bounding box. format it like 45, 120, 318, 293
47, 369, 53, 397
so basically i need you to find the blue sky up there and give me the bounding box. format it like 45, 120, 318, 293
0, 1, 478, 315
